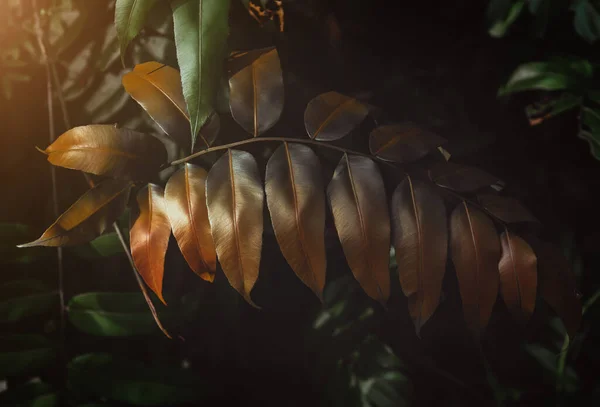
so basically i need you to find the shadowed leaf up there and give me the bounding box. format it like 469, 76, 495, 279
265, 143, 326, 299
130, 184, 171, 305
305, 91, 369, 141
429, 162, 502, 192
369, 123, 447, 163
115, 0, 159, 63
478, 194, 539, 224
499, 230, 537, 323
0, 280, 58, 323
450, 202, 501, 337
0, 335, 55, 378
171, 0, 230, 149
529, 239, 582, 339
206, 149, 264, 306
43, 125, 166, 180
229, 47, 284, 137
392, 176, 447, 334
165, 164, 216, 282
0, 223, 46, 264
327, 154, 391, 305
18, 180, 132, 247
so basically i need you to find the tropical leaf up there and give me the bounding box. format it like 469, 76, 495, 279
164, 163, 216, 282
71, 231, 127, 259
0, 335, 55, 378
528, 239, 581, 338
478, 194, 539, 223
305, 91, 370, 141
206, 149, 264, 307
115, 0, 160, 63
68, 292, 174, 336
171, 0, 231, 149
369, 123, 447, 164
265, 143, 326, 299
0, 280, 58, 323
43, 125, 166, 180
229, 47, 284, 137
122, 61, 196, 151
392, 176, 447, 334
130, 184, 172, 304
429, 162, 502, 192
450, 202, 501, 337
18, 180, 132, 247
327, 154, 391, 305
498, 230, 538, 323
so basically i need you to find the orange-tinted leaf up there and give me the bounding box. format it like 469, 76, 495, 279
229, 48, 284, 137
327, 154, 391, 305
498, 230, 537, 323
130, 184, 171, 304
304, 91, 369, 141
450, 202, 501, 337
429, 162, 502, 192
392, 176, 448, 334
44, 125, 166, 180
206, 149, 264, 307
123, 62, 198, 151
265, 143, 326, 300
164, 164, 216, 282
529, 239, 581, 338
369, 123, 447, 163
18, 180, 132, 248
478, 194, 539, 224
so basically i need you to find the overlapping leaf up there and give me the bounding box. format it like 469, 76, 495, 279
369, 123, 447, 163
165, 163, 216, 282
429, 162, 502, 192
392, 176, 448, 334
130, 184, 172, 304
43, 125, 166, 180
19, 180, 132, 247
206, 149, 264, 306
450, 202, 501, 337
327, 154, 391, 305
171, 0, 231, 149
498, 230, 538, 323
305, 91, 370, 141
229, 48, 284, 137
478, 194, 539, 223
265, 143, 326, 299
115, 0, 159, 63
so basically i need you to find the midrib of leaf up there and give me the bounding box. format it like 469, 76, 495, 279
345, 154, 383, 302
373, 128, 419, 155
253, 63, 258, 137
407, 176, 424, 327
228, 150, 246, 294
312, 98, 356, 139
50, 147, 139, 160
284, 143, 317, 291
184, 166, 210, 272
505, 229, 522, 312
146, 187, 157, 294
463, 202, 481, 323
135, 67, 190, 121
195, 1, 204, 141
125, 0, 141, 42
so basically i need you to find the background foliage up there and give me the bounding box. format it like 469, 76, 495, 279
0, 0, 599, 406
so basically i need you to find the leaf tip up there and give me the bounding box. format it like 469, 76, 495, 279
199, 272, 215, 283
35, 146, 48, 155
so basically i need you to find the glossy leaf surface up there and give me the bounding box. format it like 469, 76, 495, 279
115, 0, 159, 63
327, 154, 391, 305
130, 184, 171, 304
265, 143, 326, 299
305, 91, 369, 141
478, 194, 539, 223
44, 125, 166, 180
392, 176, 448, 334
19, 180, 132, 247
429, 162, 502, 192
450, 202, 501, 336
499, 230, 538, 323
369, 123, 447, 163
172, 0, 230, 149
206, 149, 264, 306
229, 48, 284, 137
165, 164, 216, 282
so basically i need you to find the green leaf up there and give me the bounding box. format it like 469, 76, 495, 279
68, 353, 208, 405
525, 93, 581, 125
115, 0, 160, 63
488, 0, 526, 38
579, 105, 600, 160
71, 231, 126, 259
573, 0, 600, 43
0, 280, 58, 323
0, 223, 46, 264
0, 382, 57, 407
68, 292, 174, 336
0, 335, 56, 378
171, 0, 231, 150
499, 61, 591, 96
